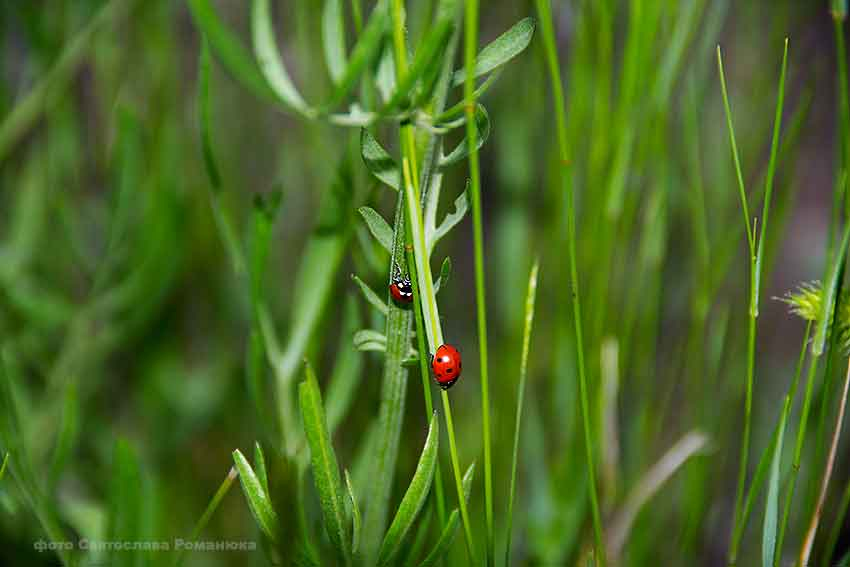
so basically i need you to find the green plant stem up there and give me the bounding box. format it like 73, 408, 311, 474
402, 159, 477, 564
505, 262, 539, 565
822, 475, 850, 567
173, 467, 238, 567
389, 0, 448, 535
774, 353, 822, 566
405, 242, 448, 527
535, 1, 605, 563
462, 1, 494, 563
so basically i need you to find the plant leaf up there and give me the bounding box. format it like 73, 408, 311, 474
814, 222, 850, 355
354, 329, 387, 352
438, 104, 491, 168
322, 0, 348, 84
376, 43, 396, 104
428, 187, 469, 253
418, 463, 475, 567
232, 449, 279, 542
762, 400, 789, 567
188, 0, 275, 101
299, 363, 351, 561
254, 442, 270, 497
325, 296, 365, 434
360, 129, 400, 190
345, 470, 362, 554
433, 257, 452, 294
359, 206, 394, 252
451, 17, 536, 86
108, 439, 145, 567
352, 275, 389, 316
324, 2, 389, 109
377, 413, 440, 566
383, 18, 453, 111
251, 0, 312, 115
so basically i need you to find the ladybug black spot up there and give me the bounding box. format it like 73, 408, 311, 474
446, 368, 453, 374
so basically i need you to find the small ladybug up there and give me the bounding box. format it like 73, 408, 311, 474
431, 344, 462, 390
389, 272, 414, 304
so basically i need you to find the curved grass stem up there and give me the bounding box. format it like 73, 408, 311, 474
463, 0, 494, 562
534, 1, 605, 563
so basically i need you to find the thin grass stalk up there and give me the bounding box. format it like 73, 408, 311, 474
775, 353, 822, 566
800, 357, 850, 565
173, 467, 238, 567
534, 1, 605, 563
402, 159, 477, 564
462, 0, 494, 563
718, 42, 788, 549
405, 241, 448, 526
388, 0, 448, 532
729, 321, 812, 563
505, 262, 539, 565
821, 476, 850, 567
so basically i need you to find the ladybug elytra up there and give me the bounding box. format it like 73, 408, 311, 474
389, 274, 414, 304
432, 344, 462, 390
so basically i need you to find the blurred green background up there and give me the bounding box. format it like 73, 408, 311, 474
1, 0, 849, 565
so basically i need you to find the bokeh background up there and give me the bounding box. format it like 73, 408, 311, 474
1, 0, 850, 565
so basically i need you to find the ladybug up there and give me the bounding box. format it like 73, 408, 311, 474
389, 274, 414, 304
431, 344, 462, 390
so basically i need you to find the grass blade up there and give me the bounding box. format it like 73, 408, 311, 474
433, 257, 452, 294
451, 17, 536, 86
505, 261, 540, 564
253, 442, 270, 497
762, 400, 789, 567
814, 223, 850, 355
417, 463, 476, 567
188, 0, 275, 102
108, 439, 145, 567
173, 467, 238, 567
232, 449, 279, 542
322, 0, 348, 84
377, 413, 439, 566
358, 206, 394, 252
345, 470, 362, 554
299, 362, 352, 564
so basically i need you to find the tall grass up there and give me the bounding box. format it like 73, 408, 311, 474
3, 2, 850, 567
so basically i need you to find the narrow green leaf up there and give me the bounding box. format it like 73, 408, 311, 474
433, 257, 452, 295
506, 261, 540, 564
108, 439, 144, 567
377, 413, 440, 566
277, 161, 353, 390
403, 507, 433, 567
299, 364, 352, 562
254, 442, 270, 497
0, 452, 8, 482
326, 296, 365, 433
376, 44, 397, 104
451, 17, 536, 86
174, 467, 239, 567
188, 0, 275, 101
429, 188, 468, 253
354, 329, 387, 352
48, 381, 79, 487
383, 19, 453, 111
417, 463, 475, 567
359, 206, 394, 252
198, 39, 247, 275
814, 221, 850, 355
251, 0, 312, 114
322, 0, 348, 83
345, 470, 362, 554
352, 275, 389, 316
233, 449, 279, 542
360, 129, 400, 190
324, 3, 389, 109
762, 400, 789, 567
437, 70, 502, 123
438, 105, 491, 168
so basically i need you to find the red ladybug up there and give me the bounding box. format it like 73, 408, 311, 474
432, 344, 462, 390
389, 275, 414, 304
